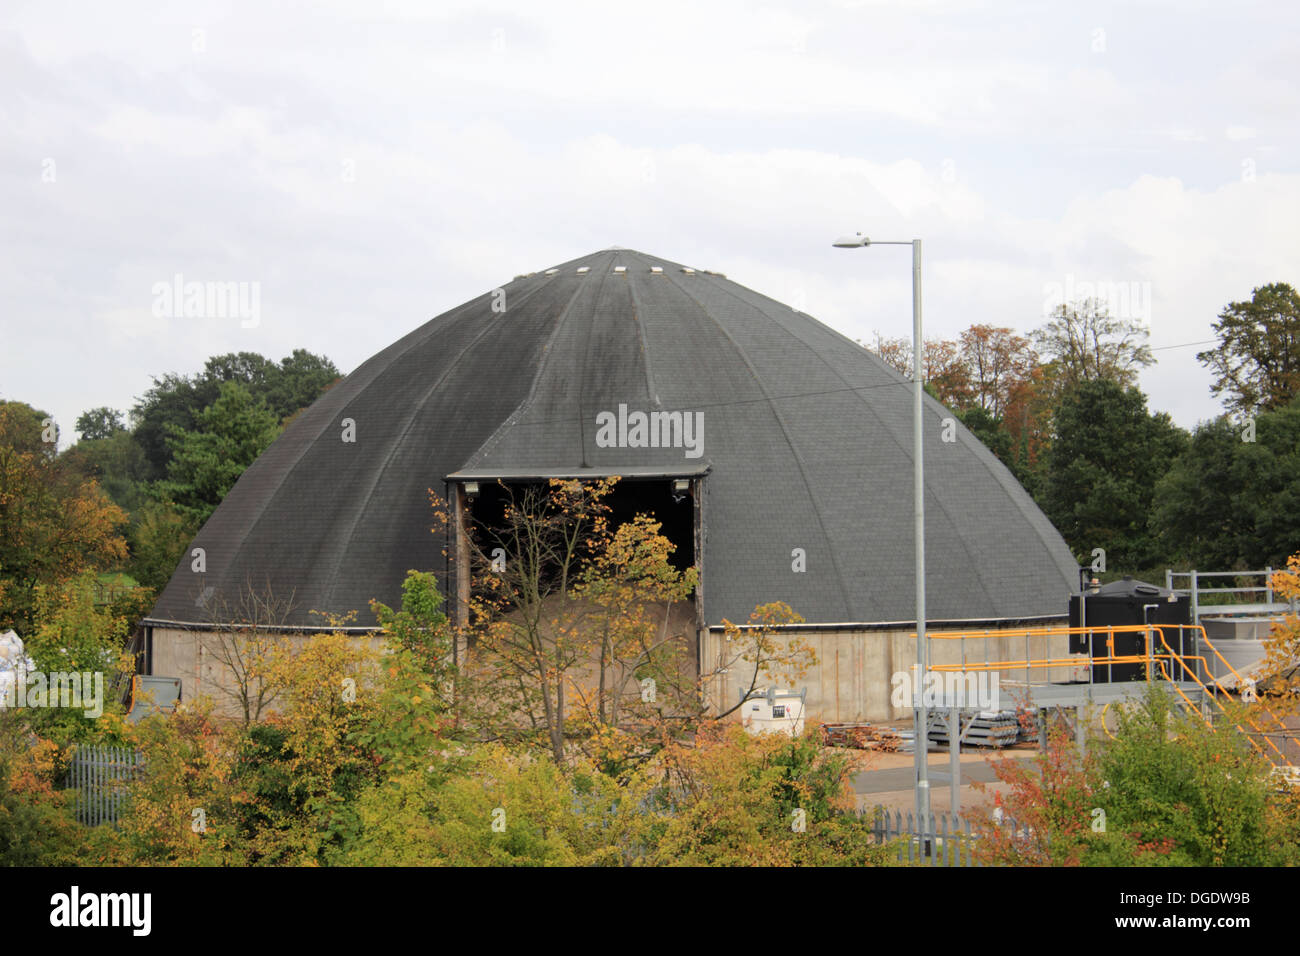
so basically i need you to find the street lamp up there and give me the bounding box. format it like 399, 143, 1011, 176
833, 232, 930, 850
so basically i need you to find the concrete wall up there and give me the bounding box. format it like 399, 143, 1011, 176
149, 626, 384, 721
152, 614, 1072, 725
700, 618, 1072, 724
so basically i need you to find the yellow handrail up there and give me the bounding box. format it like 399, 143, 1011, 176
910, 621, 1293, 767
1148, 627, 1288, 764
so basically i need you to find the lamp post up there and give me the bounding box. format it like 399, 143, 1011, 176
833, 233, 930, 850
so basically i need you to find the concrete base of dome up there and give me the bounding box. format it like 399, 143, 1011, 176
143, 614, 1070, 725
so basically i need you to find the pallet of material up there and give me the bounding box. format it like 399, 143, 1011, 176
822, 722, 904, 751
926, 711, 1021, 749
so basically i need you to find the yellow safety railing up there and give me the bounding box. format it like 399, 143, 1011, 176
1149, 625, 1289, 765
911, 622, 1294, 767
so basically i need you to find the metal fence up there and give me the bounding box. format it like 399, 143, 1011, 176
1166, 568, 1297, 622
865, 806, 1030, 866
66, 744, 142, 827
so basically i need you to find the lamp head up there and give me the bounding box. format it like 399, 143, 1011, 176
832, 233, 870, 248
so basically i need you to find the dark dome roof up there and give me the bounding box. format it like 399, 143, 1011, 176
147, 248, 1078, 629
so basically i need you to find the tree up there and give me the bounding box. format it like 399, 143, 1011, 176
869, 332, 973, 409
1198, 282, 1300, 417
643, 721, 884, 866
0, 402, 128, 633
957, 406, 1015, 466
155, 380, 282, 525
263, 349, 342, 422
131, 350, 339, 480
18, 574, 134, 744
871, 326, 1041, 489
570, 512, 697, 735
709, 602, 817, 721
1041, 380, 1186, 570
1091, 689, 1285, 866
1258, 553, 1300, 710
127, 499, 199, 593
463, 478, 618, 761
1004, 362, 1060, 474
1033, 300, 1154, 391
119, 700, 233, 865
957, 324, 1036, 419
1149, 416, 1242, 570
62, 429, 151, 517
971, 687, 1296, 866
0, 720, 124, 865
194, 581, 298, 726
75, 407, 126, 442
1153, 396, 1300, 569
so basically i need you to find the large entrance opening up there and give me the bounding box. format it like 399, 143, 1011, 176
461, 476, 696, 572
446, 467, 706, 631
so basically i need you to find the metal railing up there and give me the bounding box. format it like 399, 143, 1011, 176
65, 743, 141, 827
1166, 569, 1297, 623
919, 622, 1296, 768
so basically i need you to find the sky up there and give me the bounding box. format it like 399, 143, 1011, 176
2, 0, 1298, 446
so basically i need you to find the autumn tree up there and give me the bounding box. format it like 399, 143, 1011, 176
188, 579, 298, 725
972, 688, 1294, 866
21, 573, 134, 743
119, 700, 234, 865
0, 402, 128, 633
644, 721, 884, 866
1198, 282, 1300, 417
708, 601, 817, 721
463, 478, 617, 761
570, 513, 697, 735
868, 332, 973, 409
1258, 553, 1300, 707
957, 324, 1036, 419
1003, 362, 1060, 480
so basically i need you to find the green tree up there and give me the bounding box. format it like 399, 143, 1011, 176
1198, 282, 1300, 417
75, 407, 126, 442
1033, 299, 1154, 392
62, 429, 151, 516
21, 573, 133, 744
972, 687, 1298, 866
1093, 690, 1287, 866
957, 405, 1015, 463
131, 350, 339, 480
1153, 396, 1300, 569
1042, 380, 1186, 570
127, 499, 199, 593
154, 381, 282, 525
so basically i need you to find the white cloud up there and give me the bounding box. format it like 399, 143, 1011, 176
2, 1, 1298, 444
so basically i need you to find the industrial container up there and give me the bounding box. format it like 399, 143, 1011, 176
1068, 577, 1191, 682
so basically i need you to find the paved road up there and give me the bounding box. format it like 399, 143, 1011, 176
853, 755, 1036, 794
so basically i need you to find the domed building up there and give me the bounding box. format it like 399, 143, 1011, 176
141, 248, 1078, 721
